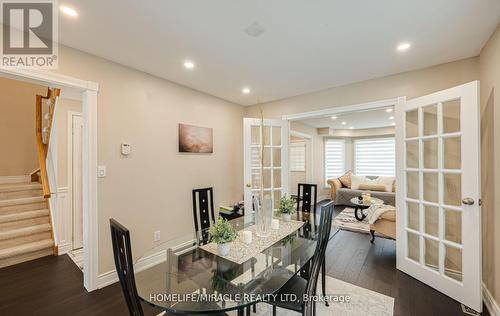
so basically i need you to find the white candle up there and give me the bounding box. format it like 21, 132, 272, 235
271, 219, 280, 230
242, 230, 252, 244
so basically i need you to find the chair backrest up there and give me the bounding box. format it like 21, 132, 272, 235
192, 187, 215, 242
110, 219, 144, 316
303, 202, 334, 315
297, 183, 318, 213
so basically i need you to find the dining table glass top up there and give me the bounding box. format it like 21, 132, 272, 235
134, 210, 339, 314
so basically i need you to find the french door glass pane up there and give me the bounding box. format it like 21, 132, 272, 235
407, 202, 420, 230
444, 173, 461, 206
423, 104, 438, 136
273, 148, 281, 167
252, 169, 261, 188
423, 138, 438, 169
424, 205, 439, 237
263, 126, 271, 145
408, 232, 420, 262
273, 169, 281, 188
406, 110, 419, 138
263, 169, 271, 189
445, 246, 463, 281
406, 140, 419, 168
423, 172, 438, 203
443, 99, 461, 134
273, 190, 281, 210
424, 238, 439, 272
272, 127, 281, 145
251, 147, 260, 168
407, 172, 419, 199
251, 126, 260, 145
262, 148, 271, 167
444, 137, 461, 170
445, 209, 462, 244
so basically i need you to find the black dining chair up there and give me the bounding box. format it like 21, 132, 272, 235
192, 187, 216, 243
267, 201, 335, 316
297, 183, 318, 214
110, 219, 165, 316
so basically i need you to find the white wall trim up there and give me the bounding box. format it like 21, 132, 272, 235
0, 67, 100, 292
0, 175, 31, 184
483, 283, 500, 316
282, 98, 400, 121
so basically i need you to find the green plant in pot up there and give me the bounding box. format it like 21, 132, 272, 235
278, 195, 296, 222
209, 216, 238, 256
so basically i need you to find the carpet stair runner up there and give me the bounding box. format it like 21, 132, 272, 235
0, 181, 54, 268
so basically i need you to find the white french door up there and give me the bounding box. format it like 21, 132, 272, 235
243, 118, 289, 217
395, 81, 482, 311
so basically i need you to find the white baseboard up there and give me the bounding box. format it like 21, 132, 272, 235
58, 242, 72, 255
97, 248, 168, 289
484, 283, 500, 316
0, 175, 30, 184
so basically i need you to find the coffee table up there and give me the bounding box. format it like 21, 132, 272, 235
350, 197, 384, 221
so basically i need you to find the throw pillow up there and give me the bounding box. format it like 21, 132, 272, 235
350, 174, 366, 190
338, 171, 353, 188
377, 176, 396, 192
358, 183, 387, 192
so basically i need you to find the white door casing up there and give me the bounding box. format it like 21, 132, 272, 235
395, 81, 481, 311
72, 114, 84, 250
244, 118, 289, 219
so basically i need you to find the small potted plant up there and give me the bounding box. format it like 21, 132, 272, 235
209, 216, 238, 256
278, 195, 296, 222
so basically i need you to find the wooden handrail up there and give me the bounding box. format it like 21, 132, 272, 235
35, 88, 60, 198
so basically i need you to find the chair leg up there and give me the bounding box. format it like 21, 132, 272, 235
237, 307, 244, 316
273, 305, 277, 316
322, 257, 329, 307
252, 303, 256, 313
246, 305, 250, 316
370, 229, 375, 243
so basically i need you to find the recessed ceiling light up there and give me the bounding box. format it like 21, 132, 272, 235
242, 88, 251, 94
397, 42, 411, 51
341, 121, 347, 125
60, 5, 78, 17
349, 126, 354, 129
391, 122, 396, 126
389, 116, 395, 120
386, 108, 393, 113
183, 61, 195, 69
331, 116, 337, 120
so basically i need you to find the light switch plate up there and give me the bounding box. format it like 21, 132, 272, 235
154, 230, 161, 242
97, 166, 106, 178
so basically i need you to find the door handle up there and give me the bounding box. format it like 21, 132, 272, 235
462, 197, 475, 205
246, 183, 252, 188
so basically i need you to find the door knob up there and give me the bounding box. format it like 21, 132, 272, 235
462, 197, 475, 205
246, 183, 252, 188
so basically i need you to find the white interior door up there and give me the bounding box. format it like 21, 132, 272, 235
395, 81, 481, 311
244, 118, 289, 216
72, 114, 83, 250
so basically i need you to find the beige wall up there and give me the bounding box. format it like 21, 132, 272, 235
479, 24, 500, 305
56, 98, 83, 187
47, 45, 244, 274
0, 77, 47, 176
244, 57, 479, 118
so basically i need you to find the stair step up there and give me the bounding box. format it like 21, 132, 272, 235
0, 196, 45, 208
0, 223, 51, 241
0, 209, 49, 224
0, 239, 53, 260
0, 216, 49, 230
0, 182, 42, 192
0, 248, 53, 268
0, 231, 52, 249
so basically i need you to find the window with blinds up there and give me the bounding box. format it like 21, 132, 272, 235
354, 137, 395, 176
324, 139, 345, 184
290, 143, 306, 172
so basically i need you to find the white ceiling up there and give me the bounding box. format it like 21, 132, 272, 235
300, 107, 395, 130
57, 0, 500, 106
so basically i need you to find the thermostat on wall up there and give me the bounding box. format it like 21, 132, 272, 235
121, 143, 131, 156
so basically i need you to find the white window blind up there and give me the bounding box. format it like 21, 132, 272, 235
354, 137, 395, 176
324, 139, 345, 183
290, 143, 306, 172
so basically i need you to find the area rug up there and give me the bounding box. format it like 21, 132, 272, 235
230, 275, 394, 315
333, 207, 385, 237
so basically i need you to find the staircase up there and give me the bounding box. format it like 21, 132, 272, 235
0, 181, 54, 268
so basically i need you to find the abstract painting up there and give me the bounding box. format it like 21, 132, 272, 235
178, 123, 213, 153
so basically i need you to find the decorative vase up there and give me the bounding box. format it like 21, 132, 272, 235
254, 194, 273, 237
282, 213, 291, 222
217, 243, 231, 256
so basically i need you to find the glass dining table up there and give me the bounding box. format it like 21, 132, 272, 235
134, 211, 339, 314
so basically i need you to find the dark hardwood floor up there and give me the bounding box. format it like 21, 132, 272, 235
0, 205, 487, 316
